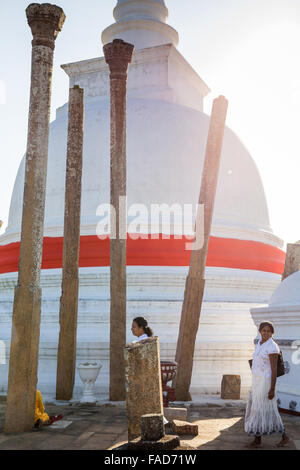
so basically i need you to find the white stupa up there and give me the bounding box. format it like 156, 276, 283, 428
0, 0, 285, 400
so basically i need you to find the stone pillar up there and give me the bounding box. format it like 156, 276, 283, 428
4, 3, 65, 433
281, 242, 300, 281
103, 39, 134, 401
124, 337, 164, 441
56, 85, 84, 400
174, 96, 228, 401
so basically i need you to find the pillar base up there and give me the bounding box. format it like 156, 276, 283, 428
127, 435, 180, 450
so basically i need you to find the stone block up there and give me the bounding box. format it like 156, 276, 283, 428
141, 413, 164, 441
221, 374, 241, 399
165, 419, 199, 436
163, 406, 187, 422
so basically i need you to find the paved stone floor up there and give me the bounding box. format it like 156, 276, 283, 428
0, 399, 299, 450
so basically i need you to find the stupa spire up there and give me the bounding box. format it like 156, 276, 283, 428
102, 0, 179, 50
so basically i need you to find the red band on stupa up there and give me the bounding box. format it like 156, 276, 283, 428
0, 234, 285, 275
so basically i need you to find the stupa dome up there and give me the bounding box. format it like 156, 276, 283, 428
268, 270, 300, 307
1, 0, 283, 265
5, 96, 276, 242
1, 46, 283, 276
1, 40, 283, 273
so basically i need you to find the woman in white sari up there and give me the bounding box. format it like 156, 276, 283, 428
244, 321, 290, 448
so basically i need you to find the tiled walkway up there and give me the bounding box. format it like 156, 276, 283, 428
0, 399, 299, 450
0, 401, 128, 450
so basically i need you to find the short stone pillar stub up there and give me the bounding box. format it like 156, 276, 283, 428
141, 413, 165, 441
124, 336, 163, 441
221, 374, 241, 400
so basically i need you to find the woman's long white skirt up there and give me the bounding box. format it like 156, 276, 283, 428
244, 374, 285, 436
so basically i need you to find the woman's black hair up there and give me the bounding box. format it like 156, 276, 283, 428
259, 321, 275, 334
133, 316, 153, 337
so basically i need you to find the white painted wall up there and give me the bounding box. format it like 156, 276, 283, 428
0, 266, 280, 401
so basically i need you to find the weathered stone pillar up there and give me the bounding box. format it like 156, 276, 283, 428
281, 241, 300, 281
56, 85, 84, 400
4, 3, 65, 433
124, 337, 164, 441
103, 39, 134, 401
174, 96, 228, 401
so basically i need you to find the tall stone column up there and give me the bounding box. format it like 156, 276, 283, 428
174, 96, 228, 401
103, 39, 134, 401
56, 85, 84, 400
281, 241, 300, 281
4, 3, 65, 433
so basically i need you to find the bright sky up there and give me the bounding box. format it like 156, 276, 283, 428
1, 0, 300, 248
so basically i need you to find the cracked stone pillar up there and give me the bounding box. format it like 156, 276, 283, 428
174, 96, 228, 401
56, 85, 84, 401
281, 241, 300, 281
124, 337, 164, 441
4, 3, 65, 433
103, 39, 134, 401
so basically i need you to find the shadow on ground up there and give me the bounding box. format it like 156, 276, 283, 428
183, 405, 299, 450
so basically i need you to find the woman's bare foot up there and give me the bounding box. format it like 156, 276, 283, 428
246, 436, 262, 448
276, 434, 290, 447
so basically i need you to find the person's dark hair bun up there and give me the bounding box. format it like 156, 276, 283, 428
144, 325, 154, 337
133, 316, 153, 337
